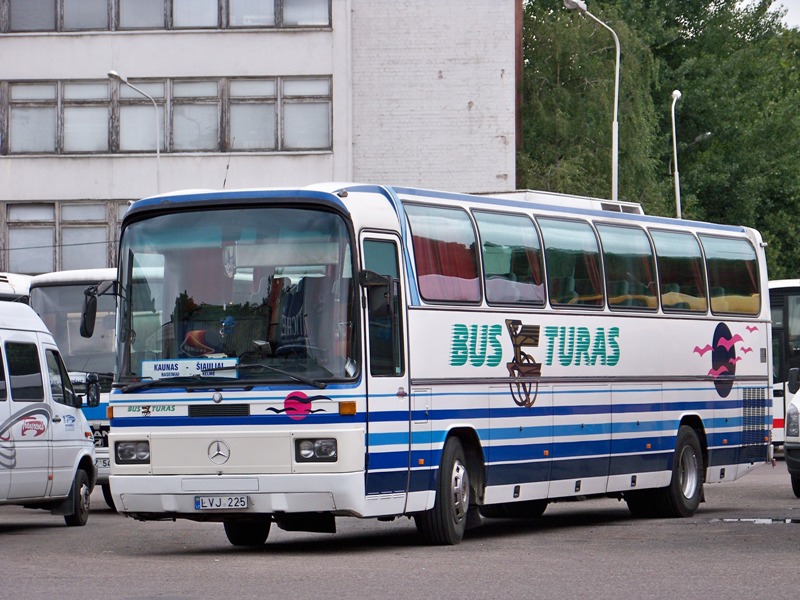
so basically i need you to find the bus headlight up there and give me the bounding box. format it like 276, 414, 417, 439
787, 404, 800, 439
116, 441, 151, 464
295, 438, 337, 462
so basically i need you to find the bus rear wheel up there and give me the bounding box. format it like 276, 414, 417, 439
655, 425, 704, 517
415, 437, 470, 545
223, 517, 271, 547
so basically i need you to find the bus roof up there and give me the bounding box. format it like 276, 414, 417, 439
123, 182, 752, 236
29, 268, 117, 289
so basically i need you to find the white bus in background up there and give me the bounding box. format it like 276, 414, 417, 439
769, 279, 800, 447
29, 268, 117, 507
0, 272, 31, 303
82, 183, 772, 546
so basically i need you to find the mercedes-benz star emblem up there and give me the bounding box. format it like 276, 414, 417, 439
208, 440, 230, 465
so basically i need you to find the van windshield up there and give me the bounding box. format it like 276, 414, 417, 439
117, 206, 357, 387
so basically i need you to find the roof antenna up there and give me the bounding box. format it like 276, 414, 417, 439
223, 138, 234, 188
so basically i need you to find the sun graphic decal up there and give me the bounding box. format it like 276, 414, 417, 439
266, 391, 330, 421
693, 322, 757, 398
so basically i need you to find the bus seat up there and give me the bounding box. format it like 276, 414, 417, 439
250, 277, 271, 306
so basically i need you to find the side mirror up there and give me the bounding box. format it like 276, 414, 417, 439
86, 372, 101, 407
80, 280, 115, 338
80, 291, 97, 338
789, 368, 800, 395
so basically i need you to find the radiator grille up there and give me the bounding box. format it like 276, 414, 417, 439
189, 404, 250, 417
741, 387, 769, 462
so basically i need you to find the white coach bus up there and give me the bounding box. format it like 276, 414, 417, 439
81, 183, 771, 546
29, 269, 117, 507
768, 279, 800, 446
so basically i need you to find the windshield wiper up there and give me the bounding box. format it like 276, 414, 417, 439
116, 374, 239, 393
223, 362, 327, 389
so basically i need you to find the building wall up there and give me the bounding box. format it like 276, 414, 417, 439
350, 0, 517, 193
0, 0, 518, 273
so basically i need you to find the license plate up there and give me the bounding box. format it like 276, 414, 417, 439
194, 495, 249, 510
95, 458, 110, 469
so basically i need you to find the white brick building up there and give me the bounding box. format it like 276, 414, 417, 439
0, 0, 520, 273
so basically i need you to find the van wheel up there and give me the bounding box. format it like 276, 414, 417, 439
101, 484, 116, 510
224, 518, 271, 546
64, 470, 91, 527
415, 437, 470, 545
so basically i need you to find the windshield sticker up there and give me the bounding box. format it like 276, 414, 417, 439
142, 358, 239, 380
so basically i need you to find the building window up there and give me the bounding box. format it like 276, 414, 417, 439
8, 84, 57, 153
173, 0, 219, 29
64, 0, 109, 30
172, 80, 220, 150
2, 201, 125, 273
2, 1, 331, 32
0, 76, 331, 155
63, 82, 110, 152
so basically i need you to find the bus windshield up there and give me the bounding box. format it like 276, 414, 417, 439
117, 206, 357, 387
30, 282, 116, 376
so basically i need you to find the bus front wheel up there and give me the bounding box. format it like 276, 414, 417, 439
790, 474, 800, 498
223, 517, 271, 547
415, 437, 470, 545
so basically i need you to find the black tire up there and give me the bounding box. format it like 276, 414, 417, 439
415, 437, 470, 545
223, 518, 271, 547
624, 489, 657, 518
101, 483, 116, 510
479, 500, 547, 519
791, 474, 800, 498
64, 469, 91, 527
652, 425, 704, 517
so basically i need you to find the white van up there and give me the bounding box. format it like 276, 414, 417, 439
0, 302, 98, 525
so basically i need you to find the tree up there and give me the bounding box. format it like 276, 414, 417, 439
519, 0, 800, 277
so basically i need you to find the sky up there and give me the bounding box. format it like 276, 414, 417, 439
770, 0, 800, 27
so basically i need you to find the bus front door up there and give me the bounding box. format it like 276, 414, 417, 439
361, 235, 411, 516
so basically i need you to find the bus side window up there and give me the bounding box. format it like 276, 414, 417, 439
363, 239, 404, 377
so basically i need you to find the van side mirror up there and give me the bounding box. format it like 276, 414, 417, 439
789, 368, 800, 395
85, 372, 101, 407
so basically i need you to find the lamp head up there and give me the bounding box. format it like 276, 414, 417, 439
107, 70, 127, 84
563, 0, 588, 13
672, 89, 682, 101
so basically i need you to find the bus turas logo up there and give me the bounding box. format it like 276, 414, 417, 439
449, 324, 503, 367
542, 325, 620, 367
506, 319, 543, 408
266, 391, 329, 421
693, 322, 758, 398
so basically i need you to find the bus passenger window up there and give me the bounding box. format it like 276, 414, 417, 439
404, 204, 481, 303
597, 224, 657, 310
538, 218, 603, 307
474, 211, 544, 306
700, 235, 759, 315
650, 230, 708, 313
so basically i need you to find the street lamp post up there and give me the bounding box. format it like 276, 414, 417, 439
563, 0, 621, 201
670, 89, 681, 219
107, 70, 161, 194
